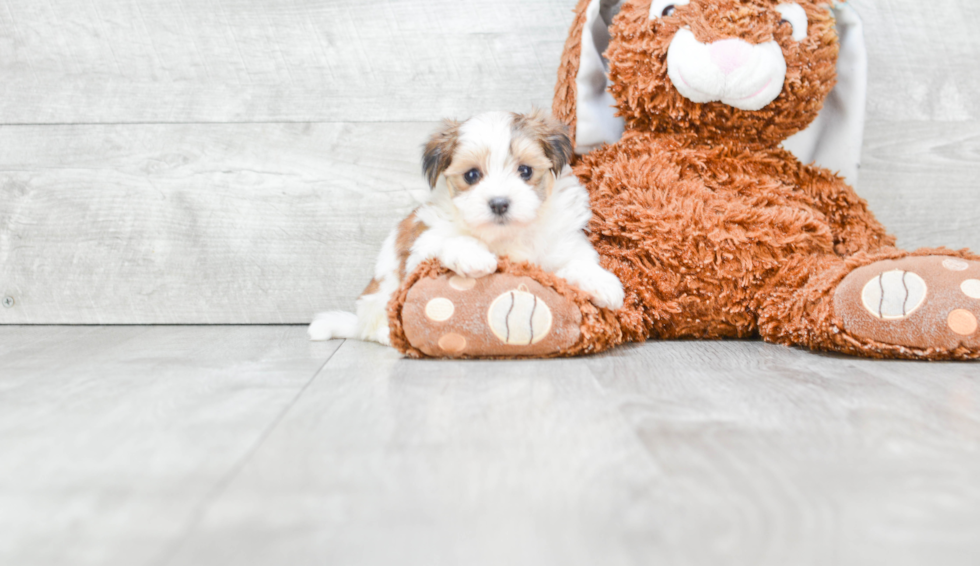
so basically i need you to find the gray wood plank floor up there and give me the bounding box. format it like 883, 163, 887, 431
3, 326, 978, 566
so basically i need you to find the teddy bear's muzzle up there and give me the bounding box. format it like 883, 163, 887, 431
666, 28, 787, 111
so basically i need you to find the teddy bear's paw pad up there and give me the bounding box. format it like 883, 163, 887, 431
401, 274, 582, 358
487, 287, 554, 346
859, 270, 928, 320
834, 256, 980, 351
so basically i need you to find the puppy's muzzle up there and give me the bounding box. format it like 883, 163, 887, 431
488, 197, 510, 218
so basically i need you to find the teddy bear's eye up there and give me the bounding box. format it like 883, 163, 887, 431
775, 3, 808, 42
518, 165, 533, 181
650, 0, 689, 20
464, 169, 482, 185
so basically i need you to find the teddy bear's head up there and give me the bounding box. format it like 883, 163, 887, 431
557, 0, 851, 149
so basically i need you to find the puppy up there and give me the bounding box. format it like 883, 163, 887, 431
309, 110, 624, 345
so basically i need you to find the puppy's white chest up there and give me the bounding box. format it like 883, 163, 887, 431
488, 239, 536, 264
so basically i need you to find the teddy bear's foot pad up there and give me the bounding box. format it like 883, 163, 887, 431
834, 256, 980, 351
400, 273, 583, 358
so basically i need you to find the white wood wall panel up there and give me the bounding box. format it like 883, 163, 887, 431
0, 123, 432, 323
1, 0, 979, 323
0, 0, 571, 124
2, 120, 978, 324
860, 0, 980, 122
860, 121, 980, 252
0, 0, 975, 124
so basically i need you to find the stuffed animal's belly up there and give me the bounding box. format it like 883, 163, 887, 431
577, 141, 836, 338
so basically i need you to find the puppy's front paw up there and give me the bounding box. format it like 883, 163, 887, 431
586, 271, 625, 310
441, 247, 499, 279
370, 326, 391, 346
558, 263, 625, 310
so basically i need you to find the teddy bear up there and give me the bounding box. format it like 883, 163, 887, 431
387, 0, 980, 361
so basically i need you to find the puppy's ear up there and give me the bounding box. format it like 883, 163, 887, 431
542, 124, 573, 176
422, 119, 461, 189
515, 109, 574, 176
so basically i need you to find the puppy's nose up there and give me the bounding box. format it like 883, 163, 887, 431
488, 197, 510, 216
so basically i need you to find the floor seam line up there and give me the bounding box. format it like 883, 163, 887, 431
152, 339, 346, 566
583, 348, 668, 476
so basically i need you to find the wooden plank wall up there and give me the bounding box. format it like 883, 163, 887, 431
1, 0, 978, 324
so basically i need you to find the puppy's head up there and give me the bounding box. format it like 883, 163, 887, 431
422, 110, 573, 236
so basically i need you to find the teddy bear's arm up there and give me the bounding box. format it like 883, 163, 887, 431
799, 168, 897, 257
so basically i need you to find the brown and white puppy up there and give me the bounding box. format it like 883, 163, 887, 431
309, 110, 624, 345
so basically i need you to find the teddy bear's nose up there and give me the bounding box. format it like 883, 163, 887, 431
709, 39, 753, 75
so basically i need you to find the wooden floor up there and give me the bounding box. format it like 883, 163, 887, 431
2, 326, 978, 566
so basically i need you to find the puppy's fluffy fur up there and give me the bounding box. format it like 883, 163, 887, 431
309, 110, 624, 344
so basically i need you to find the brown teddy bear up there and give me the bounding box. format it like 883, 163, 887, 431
389, 0, 980, 360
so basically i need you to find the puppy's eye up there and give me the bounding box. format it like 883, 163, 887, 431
464, 168, 482, 185
518, 165, 533, 182
650, 0, 688, 20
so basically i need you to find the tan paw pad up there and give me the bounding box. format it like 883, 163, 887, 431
425, 298, 455, 322
834, 255, 980, 352
488, 287, 553, 346
961, 280, 980, 299
948, 310, 978, 336
944, 258, 970, 272
449, 276, 477, 291
438, 333, 468, 353
860, 270, 927, 320
400, 272, 582, 358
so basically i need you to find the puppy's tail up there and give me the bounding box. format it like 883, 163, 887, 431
308, 311, 360, 341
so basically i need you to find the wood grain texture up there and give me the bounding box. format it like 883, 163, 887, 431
2, 120, 979, 324
0, 0, 975, 124
2, 329, 978, 565
588, 342, 980, 565
859, 120, 980, 252
0, 325, 339, 566
165, 339, 667, 566
858, 0, 980, 122
0, 333, 957, 566
0, 0, 572, 124
0, 122, 434, 323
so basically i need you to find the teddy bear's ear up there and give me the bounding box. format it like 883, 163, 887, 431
553, 0, 626, 156
781, 2, 868, 187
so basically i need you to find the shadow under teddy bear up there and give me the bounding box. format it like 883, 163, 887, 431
390, 0, 980, 361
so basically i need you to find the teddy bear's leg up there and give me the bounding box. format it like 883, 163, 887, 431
387, 259, 624, 359
757, 250, 980, 360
